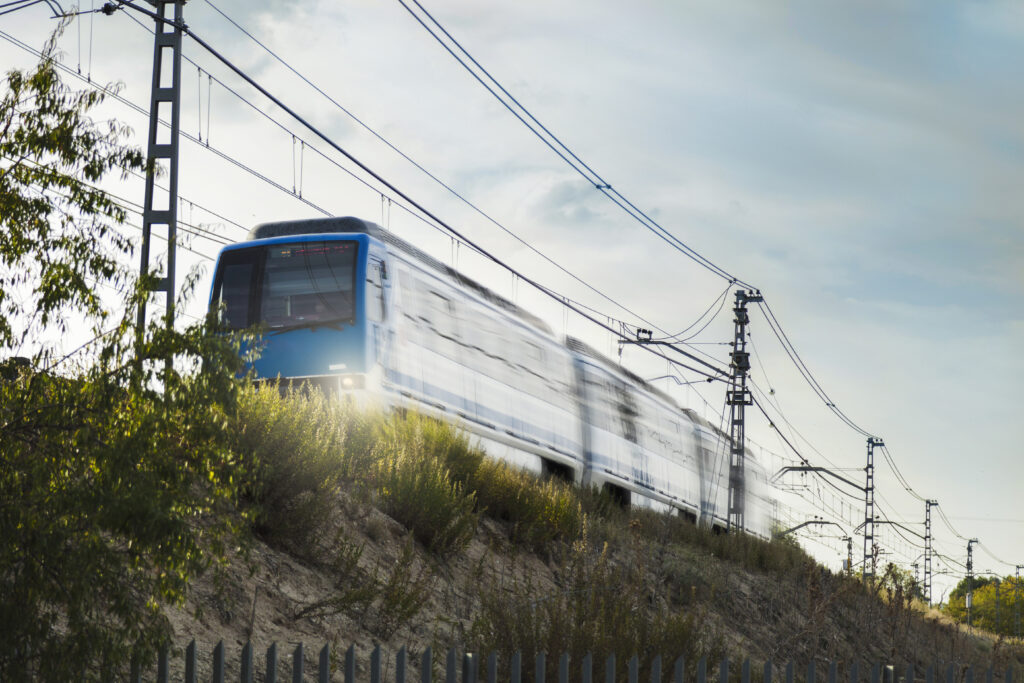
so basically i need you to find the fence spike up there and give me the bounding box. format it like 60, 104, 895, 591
945, 665, 954, 683
267, 643, 279, 683
830, 661, 838, 683
743, 659, 751, 683
241, 641, 254, 683
423, 647, 433, 683
651, 655, 662, 683
536, 651, 547, 683
850, 661, 858, 683
785, 661, 794, 683
583, 653, 594, 683
398, 646, 408, 683
158, 645, 169, 683
871, 664, 880, 683
465, 653, 478, 683
213, 641, 225, 683
697, 657, 707, 683
560, 653, 570, 683
630, 655, 639, 683
320, 644, 331, 683
511, 652, 522, 683
764, 661, 773, 683
372, 645, 382, 683
988, 668, 994, 683
1006, 667, 1013, 683
346, 645, 357, 683
925, 665, 933, 683
906, 665, 914, 683
488, 652, 498, 683
607, 654, 617, 683
185, 640, 197, 683
292, 643, 304, 683
807, 660, 815, 683
720, 658, 729, 683
675, 657, 685, 683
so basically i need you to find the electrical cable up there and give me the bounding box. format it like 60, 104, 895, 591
394, 0, 753, 289
200, 0, 704, 346
107, 1, 733, 383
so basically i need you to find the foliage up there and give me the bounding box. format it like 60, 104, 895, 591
0, 23, 144, 351
944, 575, 1024, 636
0, 28, 250, 681
469, 528, 724, 682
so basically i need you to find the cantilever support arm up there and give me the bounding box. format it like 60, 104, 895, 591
777, 519, 846, 536
771, 466, 865, 492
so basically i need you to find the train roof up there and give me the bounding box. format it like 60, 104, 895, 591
248, 217, 553, 336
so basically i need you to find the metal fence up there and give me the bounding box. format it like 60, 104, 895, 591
130, 642, 1015, 683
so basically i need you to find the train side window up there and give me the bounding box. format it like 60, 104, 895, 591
367, 259, 385, 322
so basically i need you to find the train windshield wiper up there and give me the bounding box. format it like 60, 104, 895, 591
267, 317, 352, 335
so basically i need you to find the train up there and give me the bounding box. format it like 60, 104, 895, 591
209, 216, 774, 537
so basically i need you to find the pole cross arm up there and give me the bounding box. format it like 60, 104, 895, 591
777, 519, 847, 537
771, 466, 865, 492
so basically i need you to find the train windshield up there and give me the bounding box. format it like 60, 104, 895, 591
211, 240, 358, 330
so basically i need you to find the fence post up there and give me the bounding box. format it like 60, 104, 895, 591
536, 651, 546, 683
630, 655, 639, 683
743, 659, 751, 683
321, 644, 332, 683
850, 662, 859, 683
967, 668, 974, 683
560, 653, 570, 683
721, 658, 729, 683
988, 668, 994, 683
651, 655, 662, 683
488, 652, 498, 683
511, 652, 522, 683
583, 653, 593, 683
906, 665, 914, 683
785, 661, 794, 683
242, 641, 254, 683
764, 661, 772, 683
423, 647, 433, 683
674, 657, 685, 683
292, 643, 303, 683
185, 640, 197, 683
267, 643, 278, 683
347, 645, 357, 683
448, 648, 458, 683
130, 653, 141, 683
871, 664, 880, 683
607, 654, 617, 683
398, 647, 408, 683
830, 661, 838, 683
213, 641, 225, 683
698, 656, 707, 683
465, 652, 479, 683
926, 666, 933, 683
808, 660, 816, 683
945, 665, 954, 683
372, 645, 382, 683
158, 645, 169, 683
1006, 667, 1014, 683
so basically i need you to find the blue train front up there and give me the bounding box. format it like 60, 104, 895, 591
209, 216, 775, 538
209, 217, 391, 397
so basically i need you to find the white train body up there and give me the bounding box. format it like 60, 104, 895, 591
210, 217, 774, 538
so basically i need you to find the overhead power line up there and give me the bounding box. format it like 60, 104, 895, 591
200, 0, 713, 347
393, 0, 753, 289
105, 1, 731, 382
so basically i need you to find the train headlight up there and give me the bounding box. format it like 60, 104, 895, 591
339, 374, 364, 390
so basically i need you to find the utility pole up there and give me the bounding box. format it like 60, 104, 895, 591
863, 437, 883, 585
137, 0, 186, 353
1016, 565, 1022, 639
925, 500, 937, 605
727, 289, 762, 533
966, 539, 978, 627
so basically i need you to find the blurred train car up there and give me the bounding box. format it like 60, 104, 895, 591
209, 216, 773, 537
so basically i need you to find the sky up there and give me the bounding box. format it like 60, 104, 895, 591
1, 0, 1022, 601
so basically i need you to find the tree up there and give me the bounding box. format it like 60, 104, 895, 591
0, 25, 250, 680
